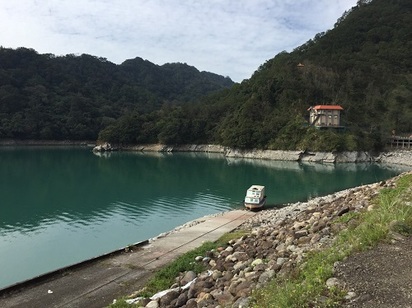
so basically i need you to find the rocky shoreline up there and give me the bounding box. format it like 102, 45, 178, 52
122, 144, 412, 166
126, 150, 412, 307
130, 168, 411, 307
374, 150, 412, 167
0, 140, 95, 146
2, 141, 411, 166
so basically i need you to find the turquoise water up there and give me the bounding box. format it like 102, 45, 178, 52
0, 147, 408, 288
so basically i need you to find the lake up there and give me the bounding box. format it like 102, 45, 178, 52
0, 147, 408, 289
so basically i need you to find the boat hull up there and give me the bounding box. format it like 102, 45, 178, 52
244, 197, 266, 210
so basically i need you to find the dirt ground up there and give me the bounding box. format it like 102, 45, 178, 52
335, 234, 412, 308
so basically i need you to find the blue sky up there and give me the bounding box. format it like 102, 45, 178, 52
0, 0, 358, 82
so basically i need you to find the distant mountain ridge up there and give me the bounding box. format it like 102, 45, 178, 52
0, 47, 234, 140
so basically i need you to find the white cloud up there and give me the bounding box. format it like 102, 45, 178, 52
0, 0, 358, 82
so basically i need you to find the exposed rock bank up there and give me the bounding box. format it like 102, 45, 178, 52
92, 142, 116, 152
0, 140, 95, 146
133, 171, 411, 308
121, 144, 412, 165
375, 150, 412, 167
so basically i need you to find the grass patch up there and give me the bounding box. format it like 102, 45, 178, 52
252, 173, 412, 308
334, 211, 358, 225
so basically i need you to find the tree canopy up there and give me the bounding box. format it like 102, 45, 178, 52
0, 49, 233, 140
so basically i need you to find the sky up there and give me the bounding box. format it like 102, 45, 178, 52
0, 0, 358, 82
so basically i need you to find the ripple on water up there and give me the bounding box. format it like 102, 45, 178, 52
195, 192, 236, 211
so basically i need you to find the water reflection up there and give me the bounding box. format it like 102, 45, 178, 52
1, 149, 409, 234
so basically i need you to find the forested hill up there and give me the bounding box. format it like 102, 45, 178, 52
0, 48, 233, 140
212, 0, 412, 151
99, 0, 411, 151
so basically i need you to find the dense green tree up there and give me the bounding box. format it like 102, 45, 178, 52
0, 47, 234, 141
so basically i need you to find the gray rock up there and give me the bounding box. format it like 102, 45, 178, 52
276, 257, 288, 266
233, 296, 250, 308
181, 271, 197, 286
225, 246, 234, 252
326, 277, 345, 289
210, 289, 235, 306
235, 280, 254, 297
196, 292, 214, 307
159, 290, 179, 307
232, 251, 249, 261
345, 291, 357, 300
175, 292, 188, 307
209, 259, 217, 268
253, 263, 266, 272
251, 258, 263, 267
211, 270, 222, 280
228, 279, 245, 296
258, 270, 275, 284
233, 260, 249, 272
145, 299, 159, 308
295, 229, 309, 238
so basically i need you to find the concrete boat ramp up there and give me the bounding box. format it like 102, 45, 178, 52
0, 210, 255, 308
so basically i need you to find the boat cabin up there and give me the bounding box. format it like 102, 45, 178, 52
244, 185, 266, 210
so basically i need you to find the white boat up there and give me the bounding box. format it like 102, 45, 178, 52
244, 185, 266, 210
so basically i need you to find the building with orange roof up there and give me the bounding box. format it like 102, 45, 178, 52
307, 105, 344, 128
